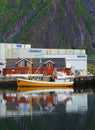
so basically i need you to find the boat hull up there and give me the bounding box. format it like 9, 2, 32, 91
17, 78, 74, 92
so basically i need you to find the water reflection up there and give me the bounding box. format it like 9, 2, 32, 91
1, 88, 95, 130
66, 94, 88, 113
0, 88, 88, 117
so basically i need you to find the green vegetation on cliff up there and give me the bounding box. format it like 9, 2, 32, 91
0, 0, 95, 54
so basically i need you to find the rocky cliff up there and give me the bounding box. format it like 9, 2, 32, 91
1, 0, 95, 54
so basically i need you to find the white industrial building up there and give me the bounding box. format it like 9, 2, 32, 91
0, 43, 31, 61
6, 48, 87, 75
0, 43, 31, 75
0, 43, 87, 75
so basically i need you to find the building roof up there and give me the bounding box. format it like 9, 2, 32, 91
6, 58, 66, 68
42, 58, 66, 68
15, 58, 32, 65
44, 60, 55, 64
6, 58, 18, 68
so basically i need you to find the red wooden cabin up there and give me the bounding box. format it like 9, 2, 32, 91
3, 58, 71, 76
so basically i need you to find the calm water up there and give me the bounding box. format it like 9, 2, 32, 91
0, 87, 95, 130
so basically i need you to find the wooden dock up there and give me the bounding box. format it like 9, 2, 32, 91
74, 75, 95, 92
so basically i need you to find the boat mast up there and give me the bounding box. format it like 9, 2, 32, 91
30, 57, 32, 76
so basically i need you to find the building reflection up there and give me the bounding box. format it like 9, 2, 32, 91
0, 89, 88, 117
66, 94, 88, 113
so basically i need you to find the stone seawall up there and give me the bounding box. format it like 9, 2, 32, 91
0, 75, 95, 92
0, 77, 21, 89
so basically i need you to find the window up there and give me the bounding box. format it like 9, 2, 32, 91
48, 63, 52, 67
19, 61, 24, 66
19, 60, 29, 67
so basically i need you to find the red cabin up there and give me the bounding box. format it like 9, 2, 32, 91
3, 58, 71, 76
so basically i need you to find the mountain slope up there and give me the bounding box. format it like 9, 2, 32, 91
0, 0, 95, 53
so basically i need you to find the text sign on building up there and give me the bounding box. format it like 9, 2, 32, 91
77, 55, 86, 58
16, 44, 22, 48
29, 49, 41, 53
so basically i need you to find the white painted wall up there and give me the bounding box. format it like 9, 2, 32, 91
0, 43, 31, 60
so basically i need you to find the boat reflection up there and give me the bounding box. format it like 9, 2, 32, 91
0, 89, 88, 117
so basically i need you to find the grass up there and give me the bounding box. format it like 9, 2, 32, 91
87, 63, 95, 74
